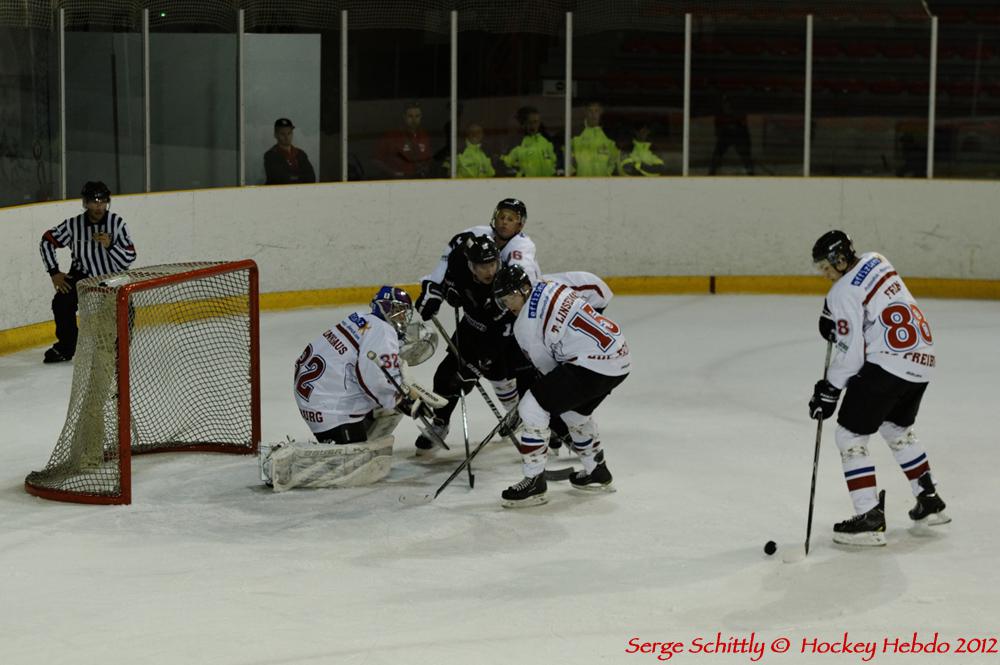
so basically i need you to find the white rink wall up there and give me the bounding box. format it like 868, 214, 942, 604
1, 177, 998, 330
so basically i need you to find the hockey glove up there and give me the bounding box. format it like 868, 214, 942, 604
809, 380, 841, 420
497, 408, 522, 438
415, 280, 444, 321
398, 397, 434, 421
443, 282, 463, 308
818, 314, 837, 342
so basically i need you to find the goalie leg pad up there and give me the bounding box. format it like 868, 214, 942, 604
268, 436, 395, 492
367, 408, 403, 440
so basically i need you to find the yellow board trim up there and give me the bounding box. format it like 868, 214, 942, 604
4, 276, 1000, 356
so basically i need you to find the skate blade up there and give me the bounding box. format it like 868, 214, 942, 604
501, 494, 549, 509
571, 481, 616, 493
914, 511, 951, 526
832, 530, 886, 547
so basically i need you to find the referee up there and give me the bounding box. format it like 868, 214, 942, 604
38, 181, 137, 363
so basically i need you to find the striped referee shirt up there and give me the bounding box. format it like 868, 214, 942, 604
39, 211, 137, 277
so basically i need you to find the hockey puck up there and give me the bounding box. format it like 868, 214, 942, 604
764, 540, 777, 556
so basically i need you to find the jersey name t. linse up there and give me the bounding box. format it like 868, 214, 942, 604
516, 281, 629, 377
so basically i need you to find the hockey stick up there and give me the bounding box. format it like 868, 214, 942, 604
429, 315, 578, 484
454, 307, 474, 488
365, 351, 450, 451
801, 340, 835, 560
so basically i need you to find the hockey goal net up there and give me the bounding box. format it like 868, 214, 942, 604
24, 260, 260, 505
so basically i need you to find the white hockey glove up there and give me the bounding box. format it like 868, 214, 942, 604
399, 360, 448, 409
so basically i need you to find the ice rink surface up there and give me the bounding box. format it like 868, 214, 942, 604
1, 294, 997, 665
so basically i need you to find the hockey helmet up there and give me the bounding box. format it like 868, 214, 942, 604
491, 198, 527, 241
81, 180, 111, 203
812, 230, 856, 267
370, 286, 413, 338
492, 264, 532, 310
464, 234, 499, 265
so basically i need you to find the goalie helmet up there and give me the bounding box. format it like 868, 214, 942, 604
464, 234, 499, 265
81, 180, 111, 203
370, 286, 413, 338
492, 264, 532, 308
812, 230, 856, 266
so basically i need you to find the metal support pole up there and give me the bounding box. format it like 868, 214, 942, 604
450, 11, 458, 178
341, 10, 348, 182
564, 12, 572, 176
927, 15, 938, 179
58, 8, 66, 199
804, 14, 813, 177
237, 9, 245, 186
682, 13, 691, 176
143, 8, 150, 192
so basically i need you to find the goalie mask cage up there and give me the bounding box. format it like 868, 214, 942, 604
24, 260, 260, 505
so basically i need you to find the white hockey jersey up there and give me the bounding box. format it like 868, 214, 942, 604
541, 271, 613, 311
293, 311, 401, 434
823, 251, 935, 389
425, 224, 541, 283
514, 281, 630, 377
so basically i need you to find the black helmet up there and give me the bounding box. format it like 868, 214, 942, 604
81, 181, 111, 203
493, 198, 527, 224
812, 230, 856, 266
492, 264, 532, 308
464, 234, 499, 265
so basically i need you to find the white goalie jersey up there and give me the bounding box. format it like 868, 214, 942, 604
425, 224, 541, 283
514, 280, 630, 377
293, 311, 401, 434
823, 251, 935, 389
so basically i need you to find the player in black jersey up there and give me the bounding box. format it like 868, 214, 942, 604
413, 234, 532, 453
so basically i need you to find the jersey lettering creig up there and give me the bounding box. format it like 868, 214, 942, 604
514, 281, 629, 377
824, 251, 934, 389
293, 312, 401, 434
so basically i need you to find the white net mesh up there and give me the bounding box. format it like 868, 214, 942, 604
24, 261, 259, 504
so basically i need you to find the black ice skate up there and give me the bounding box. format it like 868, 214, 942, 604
833, 490, 886, 547
501, 474, 548, 508
43, 346, 73, 364
909, 473, 951, 525
414, 418, 448, 457
569, 451, 615, 492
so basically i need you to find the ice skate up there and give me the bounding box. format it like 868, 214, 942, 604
501, 474, 548, 508
909, 473, 950, 525
833, 490, 886, 546
569, 451, 615, 492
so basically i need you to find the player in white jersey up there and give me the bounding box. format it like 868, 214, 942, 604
293, 286, 417, 443
491, 265, 630, 507
809, 231, 949, 546
419, 198, 541, 304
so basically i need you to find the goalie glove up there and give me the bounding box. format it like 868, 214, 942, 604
809, 380, 841, 421
399, 361, 448, 409
415, 280, 444, 321
398, 397, 434, 421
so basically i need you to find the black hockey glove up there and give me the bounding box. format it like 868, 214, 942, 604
443, 281, 463, 308
497, 408, 522, 438
809, 380, 841, 420
818, 314, 837, 342
415, 280, 444, 321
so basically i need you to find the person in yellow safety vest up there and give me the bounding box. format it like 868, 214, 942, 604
501, 107, 557, 177
620, 123, 667, 176
454, 124, 496, 178
570, 101, 620, 177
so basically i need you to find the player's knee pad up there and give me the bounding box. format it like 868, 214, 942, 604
835, 425, 870, 463
517, 391, 550, 431
879, 422, 917, 451
489, 378, 518, 411
367, 408, 403, 440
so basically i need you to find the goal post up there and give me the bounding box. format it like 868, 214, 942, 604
25, 260, 260, 505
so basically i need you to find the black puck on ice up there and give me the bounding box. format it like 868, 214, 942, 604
764, 540, 777, 556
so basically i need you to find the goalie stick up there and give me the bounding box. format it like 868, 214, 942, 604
366, 351, 450, 451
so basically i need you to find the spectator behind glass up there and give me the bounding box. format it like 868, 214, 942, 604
374, 102, 434, 179
620, 122, 667, 177
709, 95, 754, 175
571, 101, 620, 177
501, 107, 556, 178
264, 118, 317, 185
455, 124, 495, 178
